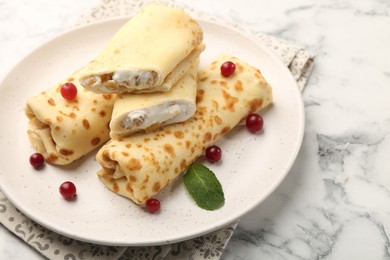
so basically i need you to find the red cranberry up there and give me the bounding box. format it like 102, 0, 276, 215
145, 198, 160, 213
246, 113, 264, 133
205, 145, 222, 163
29, 153, 45, 169
59, 181, 77, 200
60, 82, 78, 100
220, 61, 236, 77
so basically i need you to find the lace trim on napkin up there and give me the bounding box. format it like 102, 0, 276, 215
1, 192, 237, 259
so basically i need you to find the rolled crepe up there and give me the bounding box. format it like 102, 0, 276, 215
109, 58, 199, 138
96, 54, 273, 204
25, 74, 115, 165
78, 4, 204, 94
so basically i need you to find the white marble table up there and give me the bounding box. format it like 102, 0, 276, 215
1, 0, 389, 259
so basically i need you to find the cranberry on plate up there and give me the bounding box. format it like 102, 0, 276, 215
246, 113, 264, 133
59, 181, 77, 200
145, 198, 160, 213
29, 153, 45, 169
205, 145, 222, 163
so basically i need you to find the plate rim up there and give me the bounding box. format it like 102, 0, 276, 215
0, 17, 305, 246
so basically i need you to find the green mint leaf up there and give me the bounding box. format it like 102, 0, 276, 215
183, 163, 224, 210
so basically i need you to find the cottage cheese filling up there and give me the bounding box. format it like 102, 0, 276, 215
121, 102, 187, 131
81, 70, 158, 93
112, 70, 156, 88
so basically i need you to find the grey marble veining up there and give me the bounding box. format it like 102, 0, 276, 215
1, 0, 390, 259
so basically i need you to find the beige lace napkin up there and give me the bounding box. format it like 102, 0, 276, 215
0, 0, 314, 259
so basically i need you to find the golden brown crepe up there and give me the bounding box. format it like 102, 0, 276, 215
25, 73, 115, 165
96, 54, 273, 204
109, 59, 199, 138
78, 4, 204, 94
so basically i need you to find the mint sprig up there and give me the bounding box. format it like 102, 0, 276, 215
183, 163, 224, 210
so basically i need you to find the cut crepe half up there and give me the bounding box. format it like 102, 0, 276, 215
109, 58, 199, 138
78, 3, 204, 94
25, 74, 115, 165
96, 54, 273, 205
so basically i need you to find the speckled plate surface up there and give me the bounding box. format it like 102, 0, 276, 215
0, 18, 304, 246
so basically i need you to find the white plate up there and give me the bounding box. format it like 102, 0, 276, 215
0, 18, 304, 246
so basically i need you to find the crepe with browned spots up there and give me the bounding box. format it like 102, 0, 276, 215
109, 59, 199, 138
78, 4, 204, 94
96, 54, 272, 204
25, 72, 116, 165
